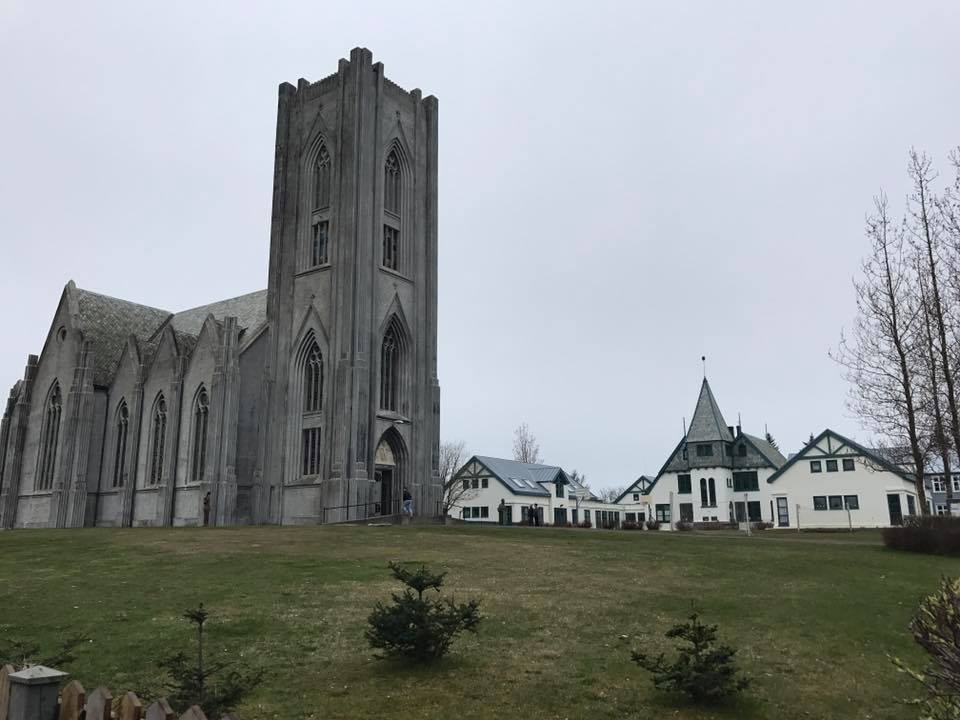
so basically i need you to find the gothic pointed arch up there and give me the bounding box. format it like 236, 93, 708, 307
112, 399, 130, 487
189, 384, 210, 484
379, 313, 411, 416
374, 426, 408, 515
35, 380, 63, 491
381, 138, 412, 274
301, 132, 335, 272
148, 392, 168, 485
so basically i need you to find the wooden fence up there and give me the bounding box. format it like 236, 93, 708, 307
0, 664, 238, 720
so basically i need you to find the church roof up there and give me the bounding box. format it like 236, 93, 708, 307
741, 433, 787, 468
471, 456, 567, 497
170, 289, 268, 337
686, 378, 733, 443
74, 288, 171, 385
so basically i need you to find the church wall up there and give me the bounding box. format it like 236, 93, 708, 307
14, 308, 80, 527
95, 350, 139, 527
235, 329, 268, 524
172, 329, 217, 526
83, 389, 108, 526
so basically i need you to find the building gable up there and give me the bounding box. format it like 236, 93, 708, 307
767, 429, 912, 484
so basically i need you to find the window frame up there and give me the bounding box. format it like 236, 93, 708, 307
813, 496, 827, 511
677, 474, 691, 495
826, 459, 838, 473
842, 458, 855, 472
843, 495, 860, 510
810, 460, 822, 473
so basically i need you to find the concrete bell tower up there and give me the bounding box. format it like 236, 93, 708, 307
257, 47, 441, 524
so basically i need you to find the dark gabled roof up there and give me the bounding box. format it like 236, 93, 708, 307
74, 288, 172, 386
687, 378, 733, 443
766, 428, 913, 484
169, 289, 268, 336
613, 475, 658, 504
469, 456, 567, 497
741, 433, 787, 469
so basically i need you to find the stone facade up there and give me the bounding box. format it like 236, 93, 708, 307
0, 48, 442, 528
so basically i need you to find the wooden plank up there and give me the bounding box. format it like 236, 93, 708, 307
179, 706, 208, 720
145, 698, 175, 720
85, 687, 113, 720
0, 664, 14, 720
58, 679, 86, 720
119, 691, 143, 720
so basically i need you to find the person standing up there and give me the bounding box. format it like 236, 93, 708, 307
202, 492, 211, 527
402, 486, 413, 517
498, 498, 507, 525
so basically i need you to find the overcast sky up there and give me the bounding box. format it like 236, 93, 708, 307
2, 1, 959, 491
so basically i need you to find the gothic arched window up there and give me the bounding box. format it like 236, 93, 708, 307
380, 319, 404, 413
382, 149, 401, 271
299, 339, 323, 477
112, 401, 129, 488
313, 143, 331, 210
149, 394, 167, 485
35, 382, 62, 491
191, 387, 209, 483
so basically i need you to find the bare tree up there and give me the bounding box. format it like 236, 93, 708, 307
512, 423, 541, 465
439, 440, 472, 516
833, 193, 929, 512
909, 150, 959, 510
569, 469, 589, 489
597, 486, 626, 503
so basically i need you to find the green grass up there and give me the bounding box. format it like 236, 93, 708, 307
0, 525, 954, 719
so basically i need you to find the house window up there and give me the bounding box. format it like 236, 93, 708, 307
380, 319, 403, 412
810, 461, 822, 473
906, 495, 916, 515
776, 497, 789, 527
555, 481, 564, 498
481, 506, 489, 519
584, 509, 591, 522
747, 501, 761, 522
844, 495, 859, 510
732, 471, 759, 492
655, 504, 671, 523
35, 382, 62, 491
471, 478, 479, 489
679, 503, 694, 522
148, 394, 167, 485
842, 458, 855, 471
699, 478, 708, 506
302, 428, 321, 476
932, 476, 946, 493
462, 479, 469, 491
682, 448, 688, 460
626, 512, 636, 523
696, 444, 713, 457
813, 496, 827, 511
953, 476, 960, 493
112, 401, 129, 488
936, 504, 948, 516
828, 495, 843, 510
708, 478, 716, 507
482, 478, 488, 489
190, 387, 209, 483
677, 474, 691, 494
826, 459, 838, 473
311, 221, 329, 267
633, 493, 640, 501
313, 143, 331, 210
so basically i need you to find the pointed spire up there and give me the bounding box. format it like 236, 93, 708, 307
686, 377, 733, 443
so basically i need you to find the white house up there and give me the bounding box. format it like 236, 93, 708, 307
765, 429, 920, 528
616, 378, 786, 527
448, 456, 623, 527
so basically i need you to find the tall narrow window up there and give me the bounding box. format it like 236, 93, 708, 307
149, 394, 167, 485
382, 149, 402, 271
380, 321, 402, 412
300, 340, 323, 478
302, 428, 321, 476
699, 478, 708, 506
35, 382, 62, 491
311, 221, 329, 267
304, 343, 323, 413
384, 150, 401, 215
708, 478, 716, 507
313, 143, 331, 210
112, 401, 129, 488
191, 388, 209, 483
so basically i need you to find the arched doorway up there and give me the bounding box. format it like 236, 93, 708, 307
374, 428, 406, 516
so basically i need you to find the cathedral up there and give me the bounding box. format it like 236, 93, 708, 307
0, 48, 442, 528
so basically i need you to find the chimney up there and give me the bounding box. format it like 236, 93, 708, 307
727, 426, 734, 438
736, 425, 742, 437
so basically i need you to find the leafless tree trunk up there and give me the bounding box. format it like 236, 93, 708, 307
833, 193, 928, 511
512, 423, 541, 465
439, 440, 472, 515
909, 150, 958, 509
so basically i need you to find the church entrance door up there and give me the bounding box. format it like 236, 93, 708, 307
375, 468, 393, 515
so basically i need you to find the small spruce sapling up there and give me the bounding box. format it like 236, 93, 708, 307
159, 604, 262, 718
631, 613, 749, 704
366, 562, 481, 662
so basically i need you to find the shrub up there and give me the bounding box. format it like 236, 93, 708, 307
0, 634, 89, 671
632, 613, 749, 705
675, 521, 694, 531
577, 520, 592, 528
645, 520, 661, 531
622, 521, 640, 530
883, 515, 960, 556
891, 576, 960, 719
160, 604, 262, 719
751, 522, 773, 531
366, 562, 481, 662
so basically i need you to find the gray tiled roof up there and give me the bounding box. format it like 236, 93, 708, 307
474, 456, 565, 497
75, 289, 172, 386
170, 290, 268, 336
742, 433, 787, 468
686, 378, 733, 443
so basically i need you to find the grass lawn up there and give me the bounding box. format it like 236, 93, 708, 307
0, 525, 955, 719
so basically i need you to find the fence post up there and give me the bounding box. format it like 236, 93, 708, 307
6, 666, 68, 720
145, 698, 175, 720
0, 664, 14, 720
59, 680, 86, 720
